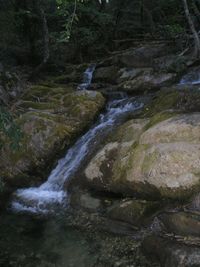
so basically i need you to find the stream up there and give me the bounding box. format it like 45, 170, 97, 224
0, 66, 152, 267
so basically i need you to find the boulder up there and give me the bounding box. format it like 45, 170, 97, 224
85, 113, 200, 200
0, 84, 105, 187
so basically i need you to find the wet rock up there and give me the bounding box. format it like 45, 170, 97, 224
107, 199, 160, 227
85, 113, 200, 200
159, 212, 200, 237
142, 235, 200, 267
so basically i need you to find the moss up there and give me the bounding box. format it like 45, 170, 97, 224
23, 85, 73, 101
112, 142, 144, 184
144, 111, 175, 130
0, 79, 105, 187
142, 89, 180, 118
19, 101, 59, 110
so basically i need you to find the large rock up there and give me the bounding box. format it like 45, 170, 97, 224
85, 113, 200, 200
0, 84, 105, 187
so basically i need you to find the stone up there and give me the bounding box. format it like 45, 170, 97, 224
85, 113, 200, 200
0, 84, 105, 187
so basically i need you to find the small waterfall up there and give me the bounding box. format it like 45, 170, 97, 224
11, 67, 144, 214
77, 64, 96, 90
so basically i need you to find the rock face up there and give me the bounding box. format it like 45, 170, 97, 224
85, 113, 200, 200
0, 84, 105, 187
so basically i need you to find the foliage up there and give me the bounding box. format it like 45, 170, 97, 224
0, 0, 199, 63
0, 106, 22, 151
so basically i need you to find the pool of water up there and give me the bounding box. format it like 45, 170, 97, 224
0, 209, 154, 267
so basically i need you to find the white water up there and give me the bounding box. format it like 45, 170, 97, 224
12, 98, 143, 214
11, 66, 144, 214
77, 64, 96, 90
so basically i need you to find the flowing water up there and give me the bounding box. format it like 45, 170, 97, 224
11, 95, 143, 214
77, 64, 96, 90
0, 67, 152, 267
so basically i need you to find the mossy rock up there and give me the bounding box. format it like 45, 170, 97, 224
19, 100, 59, 110
0, 84, 105, 188
142, 86, 200, 118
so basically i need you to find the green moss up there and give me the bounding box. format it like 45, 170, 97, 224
19, 101, 59, 110
23, 85, 73, 101
145, 111, 174, 130
142, 90, 179, 118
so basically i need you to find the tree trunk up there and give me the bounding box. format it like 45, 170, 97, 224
29, 0, 49, 80
183, 0, 200, 57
